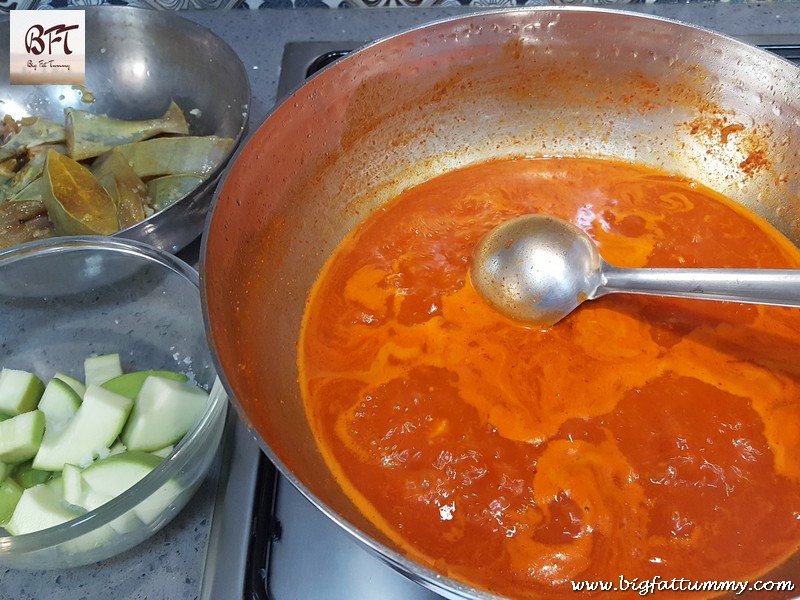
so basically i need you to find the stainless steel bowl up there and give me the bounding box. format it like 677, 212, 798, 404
0, 7, 250, 254
203, 7, 800, 598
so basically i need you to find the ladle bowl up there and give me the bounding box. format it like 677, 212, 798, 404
471, 214, 800, 327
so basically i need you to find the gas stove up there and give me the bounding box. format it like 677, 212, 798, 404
198, 37, 800, 600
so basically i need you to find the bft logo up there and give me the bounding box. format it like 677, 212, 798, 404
25, 23, 80, 56
9, 10, 86, 85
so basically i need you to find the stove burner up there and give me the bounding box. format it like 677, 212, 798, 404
276, 41, 365, 102
306, 50, 352, 78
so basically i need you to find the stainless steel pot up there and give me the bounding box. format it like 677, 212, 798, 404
202, 8, 800, 598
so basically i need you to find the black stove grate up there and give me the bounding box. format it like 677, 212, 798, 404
760, 43, 800, 62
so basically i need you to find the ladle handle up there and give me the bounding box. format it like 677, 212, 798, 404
599, 266, 800, 307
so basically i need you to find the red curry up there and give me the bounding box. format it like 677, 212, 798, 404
298, 157, 800, 598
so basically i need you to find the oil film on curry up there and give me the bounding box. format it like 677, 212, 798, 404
298, 156, 800, 598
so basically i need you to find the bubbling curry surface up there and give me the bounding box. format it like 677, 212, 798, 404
298, 157, 800, 598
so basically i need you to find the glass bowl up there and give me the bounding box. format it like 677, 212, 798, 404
0, 236, 227, 569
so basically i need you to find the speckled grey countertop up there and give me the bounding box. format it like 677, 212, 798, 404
2, 4, 800, 600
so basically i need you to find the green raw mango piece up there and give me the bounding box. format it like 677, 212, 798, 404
113, 136, 233, 179
101, 370, 188, 400
0, 144, 66, 202
42, 149, 118, 235
0, 200, 54, 250
146, 174, 204, 211
0, 117, 65, 162
65, 100, 190, 161
0, 479, 23, 526
91, 149, 148, 229
13, 461, 52, 489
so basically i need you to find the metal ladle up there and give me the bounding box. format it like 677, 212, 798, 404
471, 214, 800, 327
